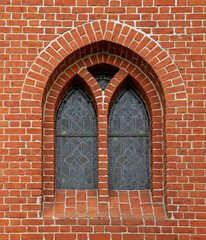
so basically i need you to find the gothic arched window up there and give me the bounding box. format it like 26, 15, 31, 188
108, 86, 150, 190
55, 86, 97, 189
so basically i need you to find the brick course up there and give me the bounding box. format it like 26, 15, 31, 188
0, 0, 206, 239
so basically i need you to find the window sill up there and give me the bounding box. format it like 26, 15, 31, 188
43, 190, 166, 220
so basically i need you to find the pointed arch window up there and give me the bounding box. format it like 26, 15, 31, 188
55, 86, 98, 189
108, 86, 150, 190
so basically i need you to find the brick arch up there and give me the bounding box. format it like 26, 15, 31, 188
43, 53, 165, 209
21, 20, 187, 107
20, 20, 187, 217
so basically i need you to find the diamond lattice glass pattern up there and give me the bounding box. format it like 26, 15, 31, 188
56, 87, 97, 189
108, 86, 150, 190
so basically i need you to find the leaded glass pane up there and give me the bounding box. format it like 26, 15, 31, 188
56, 86, 97, 189
93, 73, 113, 90
109, 87, 149, 135
108, 86, 150, 190
56, 87, 97, 136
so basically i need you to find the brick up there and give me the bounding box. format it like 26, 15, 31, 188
22, 0, 43, 4
123, 234, 144, 240
189, 0, 206, 5
55, 234, 76, 240
72, 226, 92, 232
105, 226, 126, 232
88, 0, 108, 6
156, 235, 178, 240
155, 0, 175, 5
121, 0, 142, 6
5, 227, 27, 233
90, 234, 110, 240
55, 0, 75, 5
39, 226, 59, 232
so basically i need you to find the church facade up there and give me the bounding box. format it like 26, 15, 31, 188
0, 0, 206, 239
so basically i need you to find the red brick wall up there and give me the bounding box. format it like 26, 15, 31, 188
0, 0, 206, 239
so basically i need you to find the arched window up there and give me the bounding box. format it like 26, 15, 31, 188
108, 86, 150, 190
55, 86, 97, 189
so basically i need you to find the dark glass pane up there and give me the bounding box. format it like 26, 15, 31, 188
93, 73, 113, 90
56, 86, 97, 189
87, 63, 119, 91
56, 87, 97, 136
108, 86, 150, 190
109, 87, 149, 135
108, 137, 150, 190
56, 137, 97, 189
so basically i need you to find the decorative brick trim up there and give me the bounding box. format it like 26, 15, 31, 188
21, 20, 186, 103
